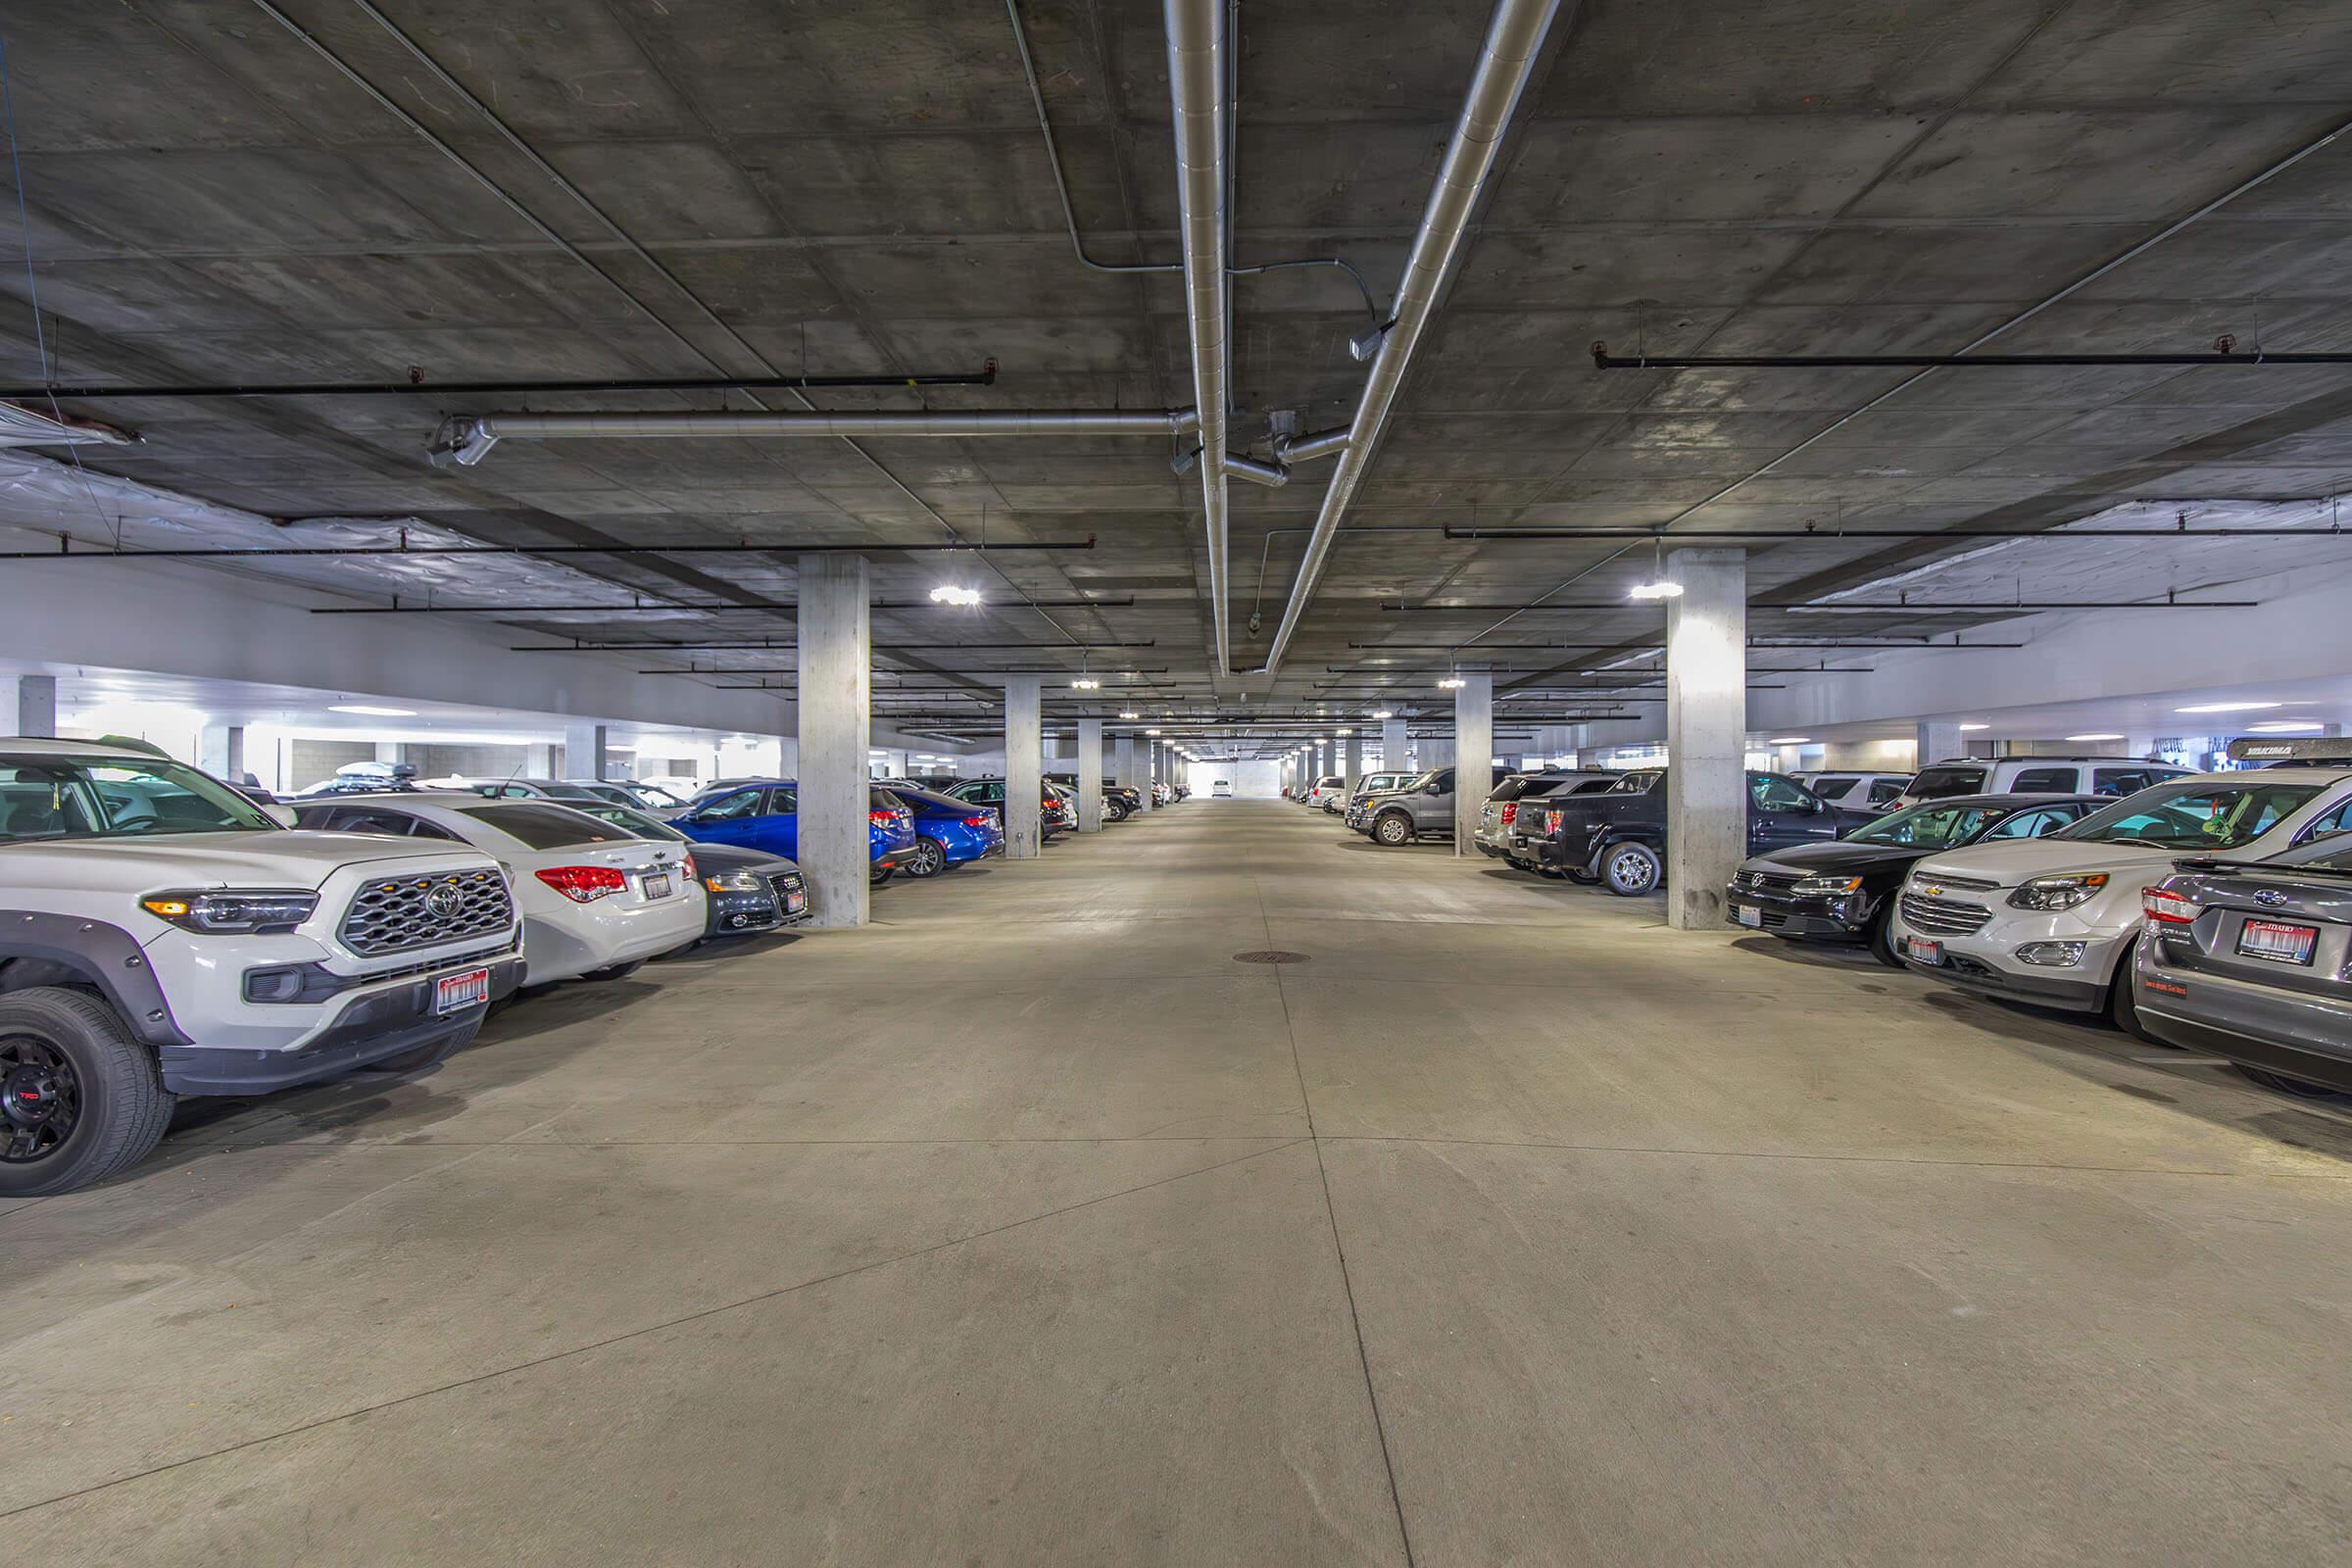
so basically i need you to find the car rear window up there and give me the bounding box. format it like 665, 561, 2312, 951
1908, 764, 1986, 800
1807, 774, 1860, 794
465, 803, 635, 850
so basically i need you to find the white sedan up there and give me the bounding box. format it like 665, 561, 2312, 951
291, 793, 707, 987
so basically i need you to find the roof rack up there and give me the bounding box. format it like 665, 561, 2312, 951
2226, 736, 2352, 764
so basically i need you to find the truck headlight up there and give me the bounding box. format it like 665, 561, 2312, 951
140, 889, 319, 934
2006, 873, 2109, 911
1790, 874, 1863, 896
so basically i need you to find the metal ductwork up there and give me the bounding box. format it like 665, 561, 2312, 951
429, 408, 1200, 467
1165, 0, 1234, 675
1250, 0, 1562, 677
1272, 425, 1351, 465
1222, 452, 1288, 488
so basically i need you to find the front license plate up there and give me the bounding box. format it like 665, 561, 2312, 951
2237, 918, 2318, 965
1736, 906, 1762, 928
1904, 937, 1942, 964
785, 892, 807, 913
434, 967, 491, 1014
642, 872, 672, 901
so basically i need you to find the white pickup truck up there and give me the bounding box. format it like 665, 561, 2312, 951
1, 738, 523, 1196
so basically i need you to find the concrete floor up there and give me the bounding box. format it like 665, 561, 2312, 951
7, 800, 2351, 1565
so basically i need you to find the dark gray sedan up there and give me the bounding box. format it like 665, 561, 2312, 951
2135, 841, 2352, 1095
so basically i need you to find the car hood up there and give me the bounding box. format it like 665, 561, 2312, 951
1744, 841, 1931, 878
686, 842, 796, 875
0, 830, 493, 894
1906, 836, 2176, 889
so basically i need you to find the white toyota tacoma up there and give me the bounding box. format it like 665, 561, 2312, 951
1, 738, 523, 1196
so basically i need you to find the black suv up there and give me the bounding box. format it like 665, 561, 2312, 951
1528, 769, 1865, 895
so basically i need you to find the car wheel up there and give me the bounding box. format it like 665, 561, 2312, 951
581, 959, 645, 984
0, 987, 174, 1198
1867, 906, 1902, 968
2105, 941, 2152, 1041
1601, 842, 1662, 897
2235, 1064, 2344, 1100
1373, 812, 1414, 847
870, 867, 896, 887
361, 1019, 482, 1075
907, 836, 949, 878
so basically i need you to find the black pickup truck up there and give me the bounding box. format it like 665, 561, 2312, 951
1525, 768, 1866, 895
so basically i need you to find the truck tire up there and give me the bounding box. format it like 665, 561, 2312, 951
1372, 811, 1415, 847
1601, 842, 1663, 897
0, 987, 174, 1198
362, 1018, 483, 1074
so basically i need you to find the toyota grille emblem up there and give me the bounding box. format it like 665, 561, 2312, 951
422, 882, 466, 921
2253, 889, 2289, 907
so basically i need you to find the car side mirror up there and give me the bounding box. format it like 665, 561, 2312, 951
1425, 782, 1443, 796
262, 803, 298, 829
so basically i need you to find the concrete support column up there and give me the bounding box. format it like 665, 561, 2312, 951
1, 674, 55, 738
796, 553, 872, 929
1426, 737, 1453, 766
1004, 676, 1043, 858
1076, 718, 1103, 831
564, 722, 610, 780
1136, 736, 1154, 812
1382, 718, 1406, 774
1915, 720, 1966, 770
1665, 549, 1747, 931
1344, 731, 1363, 785
1116, 734, 1137, 799
1451, 673, 1493, 856
197, 723, 245, 781
526, 742, 557, 778
374, 741, 407, 765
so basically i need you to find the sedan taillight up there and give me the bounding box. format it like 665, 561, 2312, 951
961, 815, 994, 829
536, 865, 628, 903
2142, 888, 2198, 925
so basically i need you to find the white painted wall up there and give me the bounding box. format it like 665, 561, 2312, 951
1188, 760, 1278, 797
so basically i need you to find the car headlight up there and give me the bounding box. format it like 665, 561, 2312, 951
2006, 872, 2109, 911
704, 869, 764, 893
140, 889, 319, 934
1789, 874, 1863, 896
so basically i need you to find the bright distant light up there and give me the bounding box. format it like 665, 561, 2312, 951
330, 704, 417, 717
1335, 727, 1352, 736
2175, 701, 2280, 714
1437, 677, 1466, 690
1145, 728, 1160, 736
2065, 732, 2127, 742
1372, 710, 1394, 719
1957, 723, 1990, 731
1766, 736, 1811, 745
1118, 710, 1140, 719
929, 584, 982, 606
1628, 581, 1683, 600
1070, 677, 1101, 690
2246, 720, 2326, 733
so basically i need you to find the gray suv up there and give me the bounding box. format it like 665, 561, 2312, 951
1359, 765, 1513, 848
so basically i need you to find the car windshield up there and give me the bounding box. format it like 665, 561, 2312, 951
0, 754, 277, 843
1846, 801, 2007, 849
463, 802, 639, 851
575, 802, 690, 843
2053, 779, 2323, 850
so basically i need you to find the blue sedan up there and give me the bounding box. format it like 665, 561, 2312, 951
891, 787, 1006, 878
674, 781, 920, 884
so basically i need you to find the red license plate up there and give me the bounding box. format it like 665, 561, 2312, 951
2237, 918, 2319, 965
1904, 937, 1942, 964
434, 967, 491, 1014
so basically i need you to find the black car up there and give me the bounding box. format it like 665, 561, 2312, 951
1726, 793, 2102, 964
1530, 769, 1868, 896
569, 801, 808, 941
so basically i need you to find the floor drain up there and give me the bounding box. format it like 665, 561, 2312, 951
1232, 950, 1310, 965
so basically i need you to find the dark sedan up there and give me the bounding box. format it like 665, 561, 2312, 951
1727, 793, 2101, 964
573, 801, 809, 941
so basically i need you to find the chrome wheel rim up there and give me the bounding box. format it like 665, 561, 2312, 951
1609, 849, 1655, 891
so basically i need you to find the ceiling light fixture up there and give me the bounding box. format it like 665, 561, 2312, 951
2246, 720, 2327, 733
1145, 728, 1160, 736
1437, 677, 1466, 690
1371, 709, 1393, 719
2174, 701, 2281, 714
929, 583, 982, 607
1957, 723, 1990, 731
1118, 710, 1140, 719
1766, 736, 1811, 745
2065, 732, 2126, 742
1628, 535, 1683, 600
329, 704, 417, 717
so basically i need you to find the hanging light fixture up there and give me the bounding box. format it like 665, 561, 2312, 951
1628, 535, 1683, 600
929, 583, 982, 606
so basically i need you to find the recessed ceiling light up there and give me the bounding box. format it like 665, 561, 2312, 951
1371, 710, 1394, 719
928, 583, 982, 606
1957, 723, 1990, 731
2246, 720, 2327, 733
1118, 710, 1140, 719
1437, 676, 1466, 690
329, 704, 416, 717
1766, 736, 1811, 745
2065, 732, 2126, 742
2175, 701, 2281, 714
1627, 581, 1683, 600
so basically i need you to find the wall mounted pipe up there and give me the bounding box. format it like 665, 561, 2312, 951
1251, 0, 1563, 679
1165, 0, 1235, 676
429, 408, 1199, 466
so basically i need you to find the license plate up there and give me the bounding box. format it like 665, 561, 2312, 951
1904, 937, 1942, 964
785, 891, 807, 913
434, 967, 491, 1014
1736, 906, 1762, 928
2237, 918, 2318, 965
642, 872, 672, 901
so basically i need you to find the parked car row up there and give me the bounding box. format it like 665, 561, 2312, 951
0, 738, 1184, 1196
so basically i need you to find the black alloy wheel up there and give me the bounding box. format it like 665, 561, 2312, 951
0, 989, 174, 1197
2, 1033, 77, 1168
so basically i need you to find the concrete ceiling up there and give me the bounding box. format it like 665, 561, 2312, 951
7, 0, 2352, 756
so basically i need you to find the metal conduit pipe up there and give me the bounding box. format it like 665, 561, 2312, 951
1272, 425, 1353, 464
1165, 0, 1235, 676
1222, 452, 1289, 488
1251, 0, 1562, 678
430, 408, 1200, 466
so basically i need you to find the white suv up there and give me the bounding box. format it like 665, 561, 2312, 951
0, 739, 523, 1196
1890, 757, 2187, 811
1889, 769, 2352, 1031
